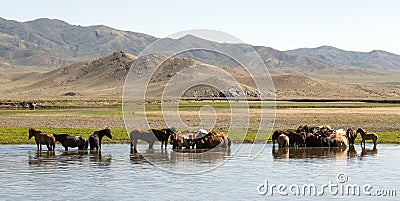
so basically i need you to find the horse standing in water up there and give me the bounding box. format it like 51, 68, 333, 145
346, 128, 357, 146
356, 128, 378, 148
53, 134, 88, 151
28, 128, 56, 151
89, 128, 112, 150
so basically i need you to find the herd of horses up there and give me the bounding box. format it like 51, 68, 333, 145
129, 128, 231, 153
28, 128, 112, 151
272, 125, 378, 148
28, 125, 378, 152
28, 127, 232, 152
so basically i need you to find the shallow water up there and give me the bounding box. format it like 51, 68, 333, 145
0, 144, 399, 200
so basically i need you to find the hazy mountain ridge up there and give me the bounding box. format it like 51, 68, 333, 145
1, 17, 400, 76
286, 46, 400, 70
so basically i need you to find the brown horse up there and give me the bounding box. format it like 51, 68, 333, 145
54, 134, 88, 151
277, 134, 289, 148
89, 128, 112, 150
346, 128, 357, 146
356, 128, 378, 148
28, 128, 56, 151
130, 128, 175, 152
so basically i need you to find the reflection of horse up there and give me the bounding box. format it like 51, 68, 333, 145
272, 147, 289, 159
130, 148, 169, 164
28, 128, 56, 151
89, 128, 112, 150
28, 150, 56, 166
273, 147, 348, 160
356, 128, 378, 148
347, 145, 357, 158
169, 148, 231, 164
89, 151, 112, 167
360, 147, 378, 158
54, 134, 88, 151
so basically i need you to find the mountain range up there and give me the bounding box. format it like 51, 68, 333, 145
0, 17, 399, 100
0, 17, 399, 83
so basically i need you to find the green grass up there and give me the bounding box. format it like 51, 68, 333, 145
1, 127, 400, 144
1, 100, 400, 144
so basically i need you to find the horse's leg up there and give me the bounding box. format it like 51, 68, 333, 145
36, 143, 39, 151
65, 146, 68, 151
149, 141, 154, 149
99, 140, 102, 150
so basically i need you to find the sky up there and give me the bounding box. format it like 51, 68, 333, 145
2, 0, 400, 54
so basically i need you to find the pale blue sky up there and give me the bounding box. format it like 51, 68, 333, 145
2, 0, 400, 54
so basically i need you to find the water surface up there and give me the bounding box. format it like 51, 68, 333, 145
0, 144, 398, 200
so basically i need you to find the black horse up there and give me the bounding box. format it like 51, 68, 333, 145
89, 128, 112, 150
53, 134, 88, 151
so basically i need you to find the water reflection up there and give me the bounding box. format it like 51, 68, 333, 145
272, 145, 379, 160
360, 147, 378, 159
28, 150, 56, 166
28, 149, 112, 167
130, 148, 231, 165
272, 147, 349, 160
89, 150, 112, 167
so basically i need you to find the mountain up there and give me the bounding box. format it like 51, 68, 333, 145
1, 17, 399, 83
0, 17, 156, 69
2, 52, 398, 100
286, 46, 400, 71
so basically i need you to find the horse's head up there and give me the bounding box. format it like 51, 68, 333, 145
356, 128, 365, 134
163, 128, 176, 136
28, 128, 39, 139
101, 128, 112, 139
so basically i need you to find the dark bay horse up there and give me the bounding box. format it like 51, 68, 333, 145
356, 128, 378, 148
89, 128, 112, 150
28, 128, 56, 151
53, 134, 88, 151
130, 128, 176, 152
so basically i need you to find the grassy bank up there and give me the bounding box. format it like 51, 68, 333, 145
0, 100, 399, 144
1, 127, 399, 145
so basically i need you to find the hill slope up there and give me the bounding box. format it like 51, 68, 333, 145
1, 52, 398, 100
0, 17, 156, 69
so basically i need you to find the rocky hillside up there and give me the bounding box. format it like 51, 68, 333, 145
1, 52, 398, 100
0, 17, 156, 69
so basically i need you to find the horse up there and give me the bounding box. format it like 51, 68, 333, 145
130, 128, 176, 152
53, 134, 88, 151
356, 128, 378, 148
151, 128, 175, 149
346, 128, 357, 146
28, 128, 56, 151
277, 134, 289, 148
89, 128, 112, 150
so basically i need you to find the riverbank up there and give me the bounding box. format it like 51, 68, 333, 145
1, 101, 399, 144
1, 127, 399, 144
